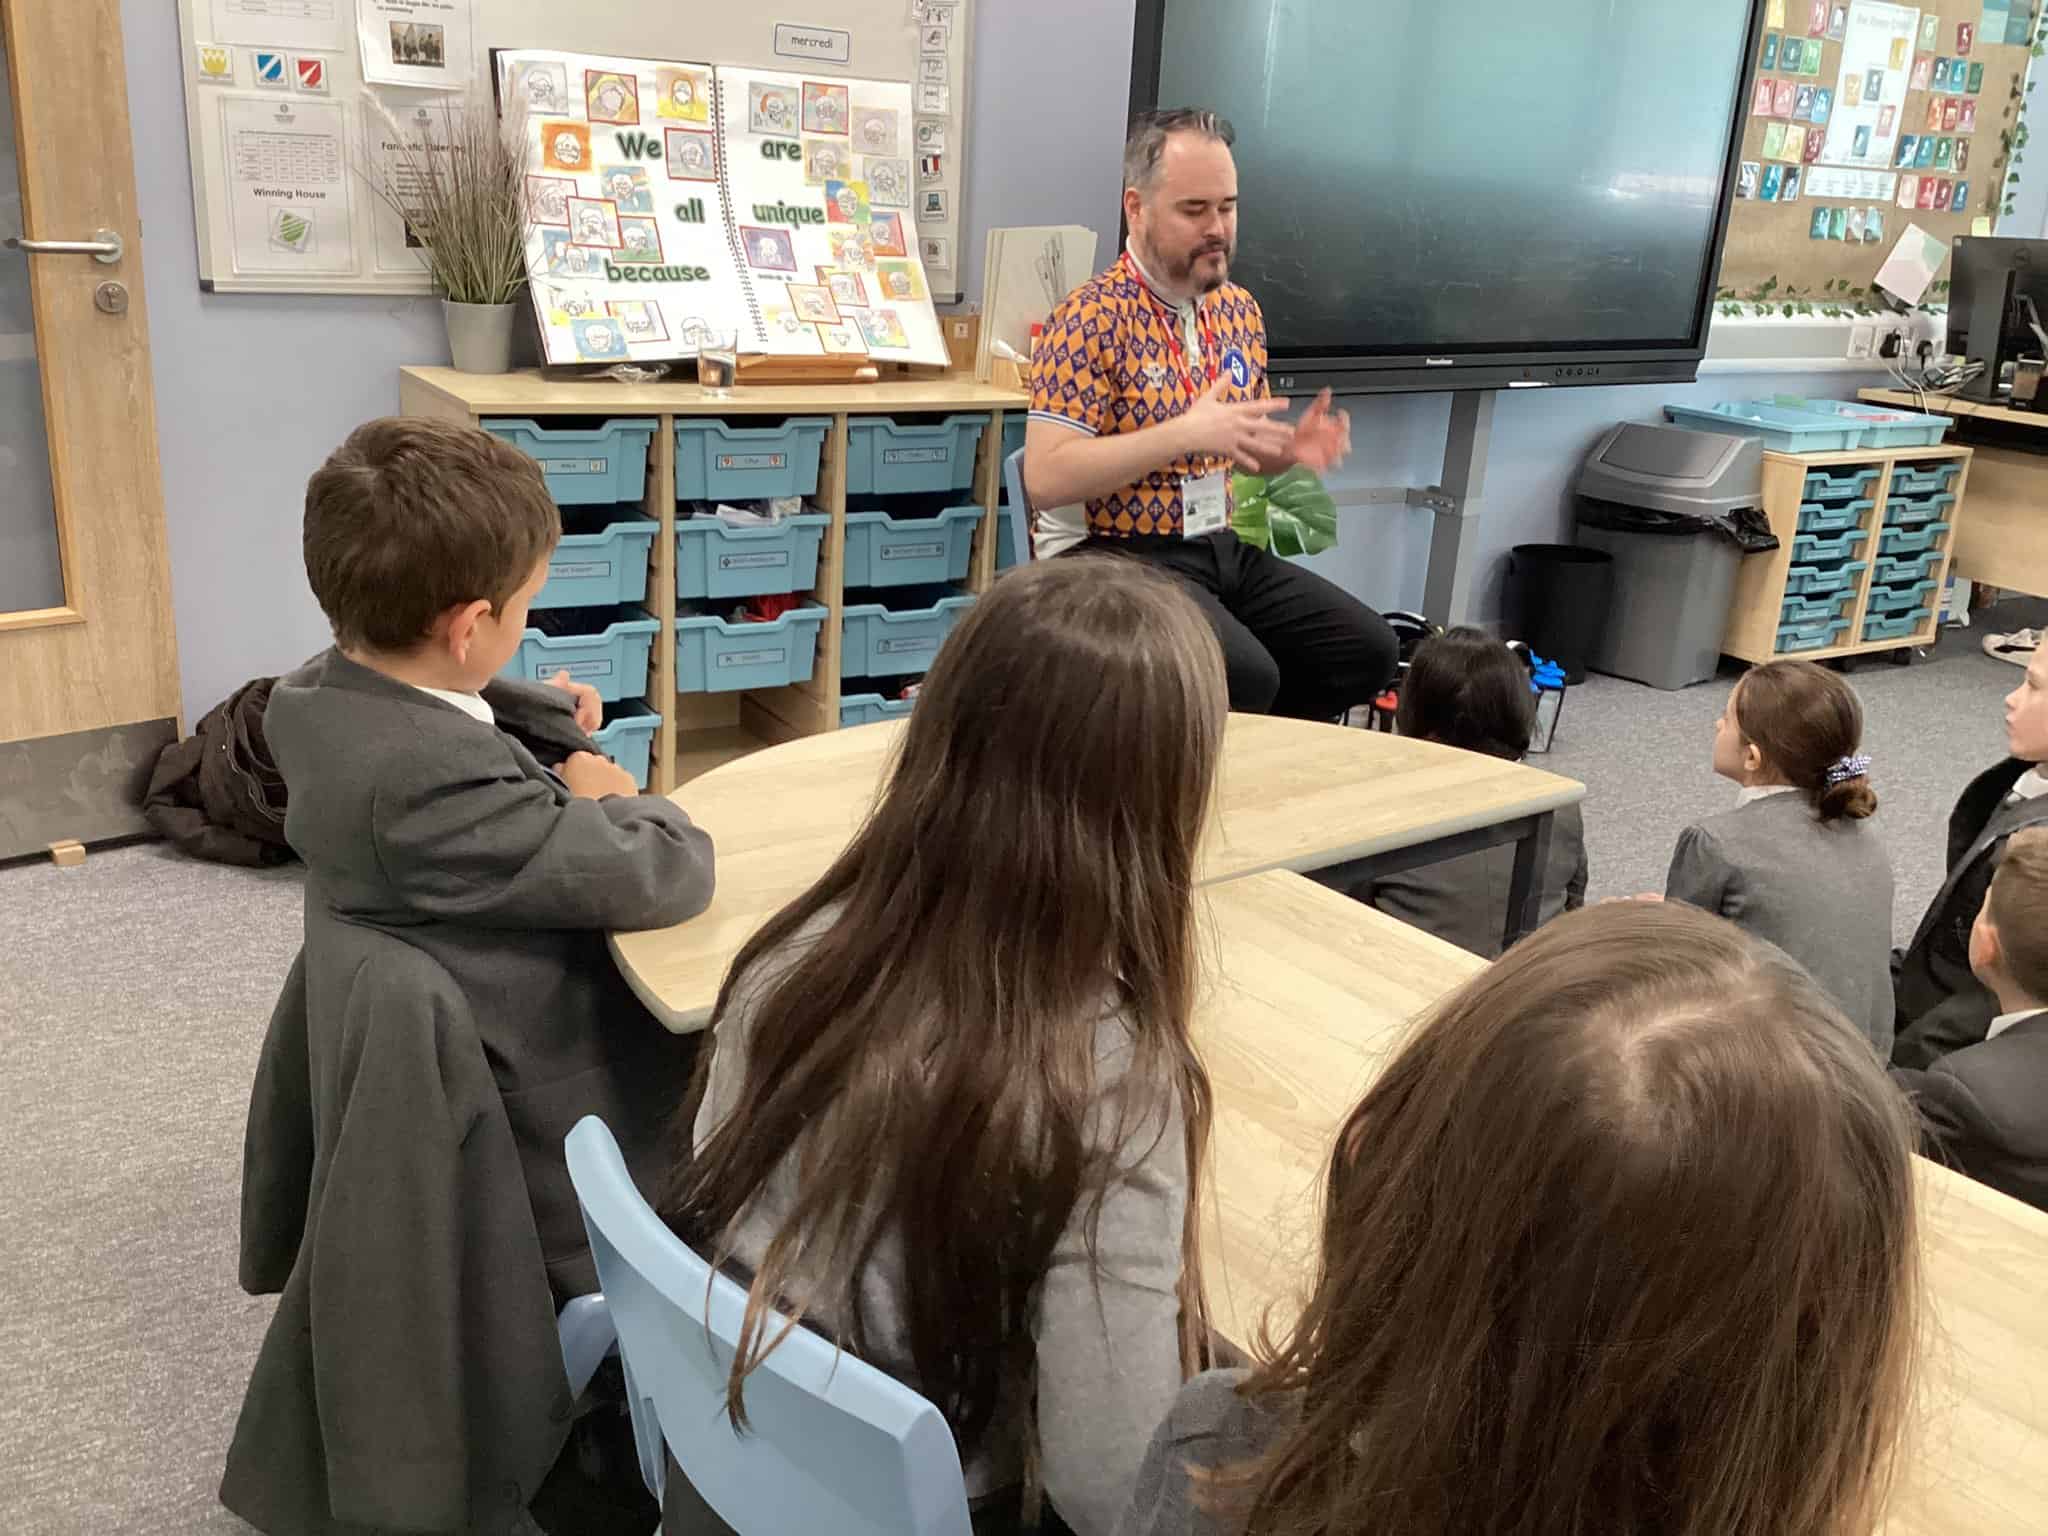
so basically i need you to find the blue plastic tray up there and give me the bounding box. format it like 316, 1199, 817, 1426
1780, 590, 1855, 625
590, 702, 661, 789
1873, 551, 1942, 585
1781, 558, 1867, 597
1665, 401, 1868, 452
1775, 616, 1852, 654
995, 505, 1023, 571
502, 606, 659, 702
1862, 608, 1931, 641
844, 415, 987, 495
1866, 577, 1939, 616
1796, 399, 1952, 448
481, 418, 657, 506
842, 507, 982, 587
1797, 499, 1872, 535
1889, 462, 1960, 496
1878, 520, 1949, 558
1791, 527, 1870, 563
535, 519, 660, 609
1803, 467, 1881, 502
840, 587, 976, 678
674, 417, 831, 501
675, 602, 828, 694
839, 691, 917, 728
675, 512, 829, 600
1881, 491, 1956, 529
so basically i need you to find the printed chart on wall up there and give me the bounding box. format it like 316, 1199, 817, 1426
1821, 1, 1917, 168
220, 95, 358, 275
498, 50, 946, 366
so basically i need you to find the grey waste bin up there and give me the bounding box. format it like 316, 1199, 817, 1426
1573, 422, 1768, 691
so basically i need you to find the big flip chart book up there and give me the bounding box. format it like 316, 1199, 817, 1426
499, 51, 947, 366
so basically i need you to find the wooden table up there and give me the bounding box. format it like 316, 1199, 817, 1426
1198, 871, 2048, 1536
1860, 387, 2048, 600
610, 712, 1584, 1032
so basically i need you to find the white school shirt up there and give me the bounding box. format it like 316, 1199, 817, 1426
2008, 767, 2048, 802
1737, 784, 1799, 806
411, 684, 494, 726
1987, 1007, 2048, 1041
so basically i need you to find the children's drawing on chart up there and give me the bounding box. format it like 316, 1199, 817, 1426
825, 179, 871, 225
750, 83, 799, 136
829, 228, 876, 270
600, 166, 654, 213
875, 261, 925, 302
543, 122, 590, 172
869, 212, 907, 257
786, 283, 841, 324
803, 82, 849, 134
541, 231, 603, 277
821, 268, 868, 307
568, 197, 622, 249
512, 61, 568, 114
657, 68, 710, 122
741, 225, 798, 271
856, 307, 910, 350
586, 70, 639, 126
675, 315, 717, 350
817, 320, 867, 355
616, 217, 663, 262
805, 139, 849, 186
269, 206, 317, 254
526, 176, 573, 226
862, 157, 910, 207
607, 300, 669, 342
853, 106, 899, 156
665, 128, 716, 182
573, 318, 630, 360
761, 304, 808, 343
541, 286, 598, 324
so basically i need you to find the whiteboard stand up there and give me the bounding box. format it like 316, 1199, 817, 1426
1417, 390, 1496, 624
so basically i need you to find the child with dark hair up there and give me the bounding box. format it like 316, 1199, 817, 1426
1353, 626, 1585, 958
1664, 658, 1894, 1054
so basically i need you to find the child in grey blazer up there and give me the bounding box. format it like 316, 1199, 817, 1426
1665, 659, 1893, 1055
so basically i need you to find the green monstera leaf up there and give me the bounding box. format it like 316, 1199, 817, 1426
1231, 466, 1338, 558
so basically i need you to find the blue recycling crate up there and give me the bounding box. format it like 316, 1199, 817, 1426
1803, 467, 1881, 502
502, 606, 659, 702
1797, 499, 1872, 535
674, 602, 828, 694
1862, 608, 1931, 642
1664, 401, 1868, 452
1873, 550, 1943, 585
845, 415, 987, 495
1882, 491, 1956, 529
840, 587, 976, 678
839, 691, 918, 727
1775, 616, 1852, 654
1878, 520, 1950, 558
842, 506, 982, 587
1866, 577, 1939, 615
481, 418, 657, 505
995, 504, 1022, 571
675, 511, 829, 600
534, 518, 659, 609
1791, 527, 1870, 564
590, 702, 661, 789
1780, 589, 1855, 626
1889, 462, 1960, 497
674, 417, 831, 501
1781, 558, 1867, 598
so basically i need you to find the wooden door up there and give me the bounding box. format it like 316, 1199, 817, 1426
0, 0, 181, 860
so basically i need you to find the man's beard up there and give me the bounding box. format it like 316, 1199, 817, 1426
1168, 239, 1233, 293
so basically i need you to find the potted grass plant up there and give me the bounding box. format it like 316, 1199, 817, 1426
364, 96, 529, 373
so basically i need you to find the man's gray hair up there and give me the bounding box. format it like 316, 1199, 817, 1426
1123, 108, 1235, 193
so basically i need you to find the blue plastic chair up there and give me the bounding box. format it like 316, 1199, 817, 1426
557, 1292, 616, 1400
1000, 446, 1034, 568
564, 1116, 974, 1536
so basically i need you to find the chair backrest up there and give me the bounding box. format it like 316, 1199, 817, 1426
564, 1116, 974, 1536
1001, 446, 1034, 568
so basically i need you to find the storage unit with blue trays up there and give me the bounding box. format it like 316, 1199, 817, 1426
484, 416, 668, 786
1721, 442, 1974, 666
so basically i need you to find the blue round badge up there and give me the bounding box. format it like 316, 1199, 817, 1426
1222, 347, 1250, 389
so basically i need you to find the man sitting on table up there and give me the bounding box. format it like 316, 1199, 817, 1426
1024, 108, 1398, 719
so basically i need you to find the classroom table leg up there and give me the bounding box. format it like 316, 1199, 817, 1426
1503, 810, 1555, 952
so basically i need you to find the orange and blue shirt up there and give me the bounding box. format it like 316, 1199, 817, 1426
1029, 252, 1269, 538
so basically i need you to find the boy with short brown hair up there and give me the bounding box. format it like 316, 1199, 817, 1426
1895, 825, 2048, 1213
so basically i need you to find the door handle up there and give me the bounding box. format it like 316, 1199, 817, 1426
5, 228, 124, 265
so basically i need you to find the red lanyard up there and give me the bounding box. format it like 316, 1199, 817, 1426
1123, 252, 1217, 392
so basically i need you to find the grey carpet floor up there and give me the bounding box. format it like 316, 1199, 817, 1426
0, 599, 2037, 1533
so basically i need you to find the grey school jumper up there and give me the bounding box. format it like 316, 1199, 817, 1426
1665, 789, 1895, 1055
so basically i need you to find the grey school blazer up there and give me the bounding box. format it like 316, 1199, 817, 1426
1365, 801, 1587, 959
1665, 790, 1895, 1055
1894, 1013, 2048, 1214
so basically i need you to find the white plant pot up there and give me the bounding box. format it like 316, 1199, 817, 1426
443, 300, 516, 374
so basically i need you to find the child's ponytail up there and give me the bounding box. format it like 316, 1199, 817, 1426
1733, 660, 1878, 821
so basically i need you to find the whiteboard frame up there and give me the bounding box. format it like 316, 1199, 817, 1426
173, 0, 972, 301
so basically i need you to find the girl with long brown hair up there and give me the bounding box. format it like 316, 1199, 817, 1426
1120, 901, 1921, 1536
661, 556, 1228, 1536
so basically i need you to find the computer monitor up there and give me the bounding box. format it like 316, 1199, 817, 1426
1947, 237, 2048, 403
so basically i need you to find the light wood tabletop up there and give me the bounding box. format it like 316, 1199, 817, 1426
1197, 871, 2048, 1536
610, 712, 1585, 1032
399, 365, 1029, 417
